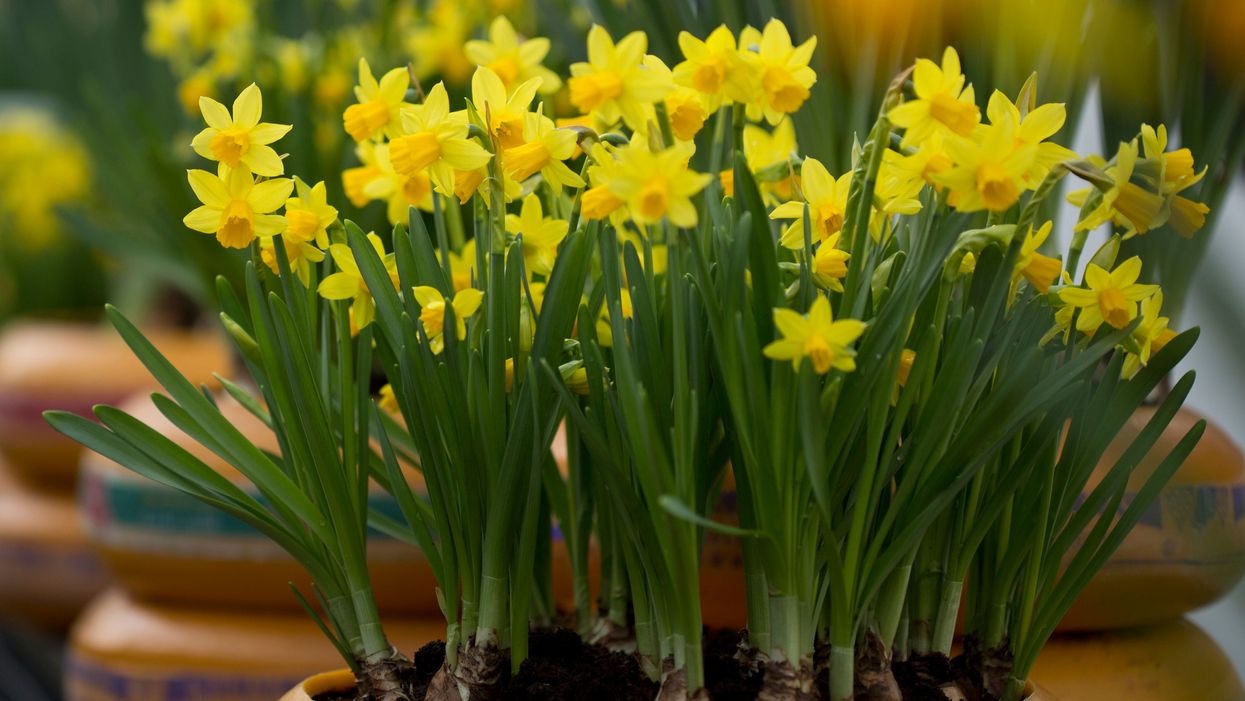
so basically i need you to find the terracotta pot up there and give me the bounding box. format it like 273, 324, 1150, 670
79, 391, 441, 615
700, 467, 748, 630
65, 588, 441, 701
0, 459, 106, 630
0, 320, 229, 489
1060, 406, 1245, 631
1033, 617, 1243, 701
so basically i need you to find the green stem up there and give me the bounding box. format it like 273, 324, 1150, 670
829, 644, 855, 701
876, 558, 914, 649
931, 579, 963, 656
1002, 675, 1028, 701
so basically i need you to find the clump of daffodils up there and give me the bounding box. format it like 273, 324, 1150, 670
147, 17, 1210, 701
0, 108, 91, 249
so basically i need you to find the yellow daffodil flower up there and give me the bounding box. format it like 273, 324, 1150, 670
184, 165, 291, 249
984, 90, 1078, 183
377, 384, 400, 415
889, 47, 980, 149
503, 113, 586, 191
506, 194, 568, 277
471, 66, 541, 149
1122, 290, 1178, 379
1140, 123, 1210, 238
722, 118, 799, 201
342, 141, 384, 208
883, 134, 953, 189
663, 86, 709, 142
1066, 140, 1162, 237
936, 120, 1037, 212
191, 84, 291, 177
674, 25, 747, 110
568, 26, 671, 130
1011, 221, 1062, 299
771, 157, 851, 249
318, 232, 394, 330
283, 177, 337, 248
412, 285, 484, 354
582, 142, 628, 222
260, 234, 325, 286
737, 20, 817, 125
609, 143, 710, 228
594, 289, 633, 347
1057, 256, 1159, 334
763, 296, 866, 374
464, 16, 562, 95
342, 58, 411, 143
390, 83, 492, 196
814, 232, 850, 292
450, 240, 477, 292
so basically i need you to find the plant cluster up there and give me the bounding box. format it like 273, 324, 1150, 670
49, 16, 1209, 701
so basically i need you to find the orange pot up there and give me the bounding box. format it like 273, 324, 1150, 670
0, 320, 229, 489
1060, 406, 1245, 630
65, 588, 442, 701
1033, 617, 1243, 701
700, 467, 747, 630
79, 391, 441, 615
275, 670, 1057, 700
0, 459, 106, 630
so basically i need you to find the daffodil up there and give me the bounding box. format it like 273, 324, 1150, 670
1066, 140, 1163, 237
771, 157, 851, 249
390, 83, 492, 196
449, 240, 477, 291
406, 0, 472, 86
283, 177, 337, 248
503, 113, 586, 191
737, 20, 817, 125
609, 143, 710, 228
260, 233, 325, 286
814, 232, 850, 292
471, 66, 541, 150
883, 134, 953, 189
1011, 221, 1062, 299
412, 286, 484, 353
191, 84, 291, 176
889, 47, 980, 149
318, 233, 394, 330
506, 194, 569, 277
377, 384, 400, 415
581, 142, 628, 222
1057, 256, 1159, 334
724, 118, 798, 201
342, 58, 411, 143
674, 25, 747, 110
568, 26, 671, 130
763, 296, 866, 374
664, 87, 708, 142
463, 16, 561, 95
1121, 290, 1178, 379
183, 165, 291, 249
984, 90, 1077, 183
342, 141, 384, 208
594, 289, 633, 347
1140, 123, 1210, 238
936, 120, 1037, 212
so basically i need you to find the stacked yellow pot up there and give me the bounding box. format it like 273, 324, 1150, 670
0, 320, 228, 630
64, 389, 444, 701
1035, 406, 1245, 701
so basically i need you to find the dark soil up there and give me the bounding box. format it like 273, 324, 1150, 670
508, 627, 655, 700
314, 629, 657, 700
704, 629, 763, 701
893, 652, 955, 701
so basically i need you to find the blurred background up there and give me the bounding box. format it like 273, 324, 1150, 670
0, 0, 1242, 700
